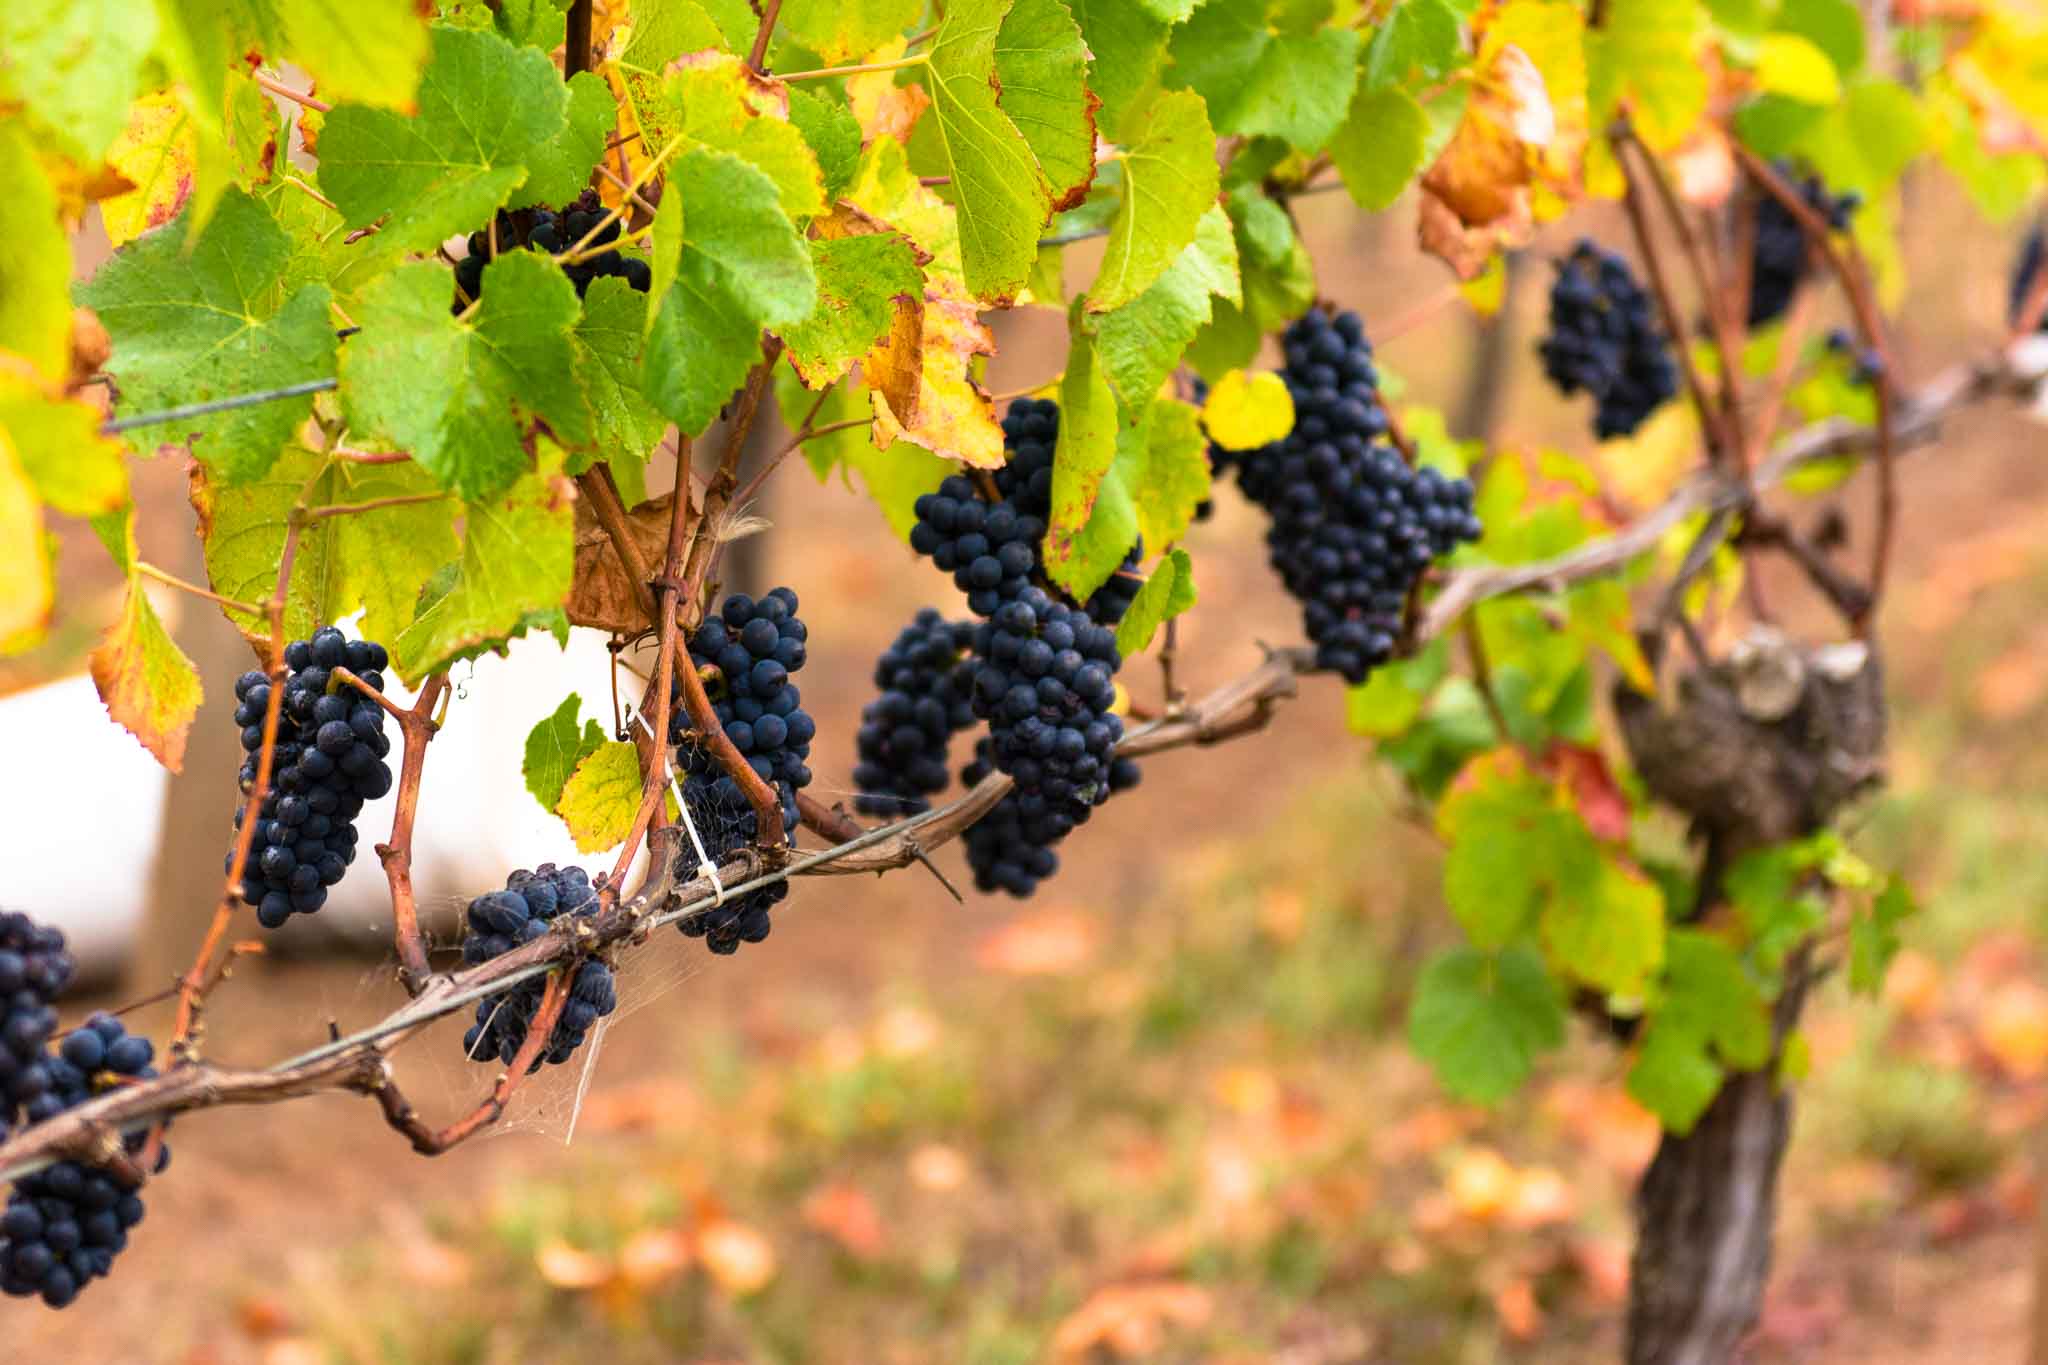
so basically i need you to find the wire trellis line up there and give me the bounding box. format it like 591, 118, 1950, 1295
99, 378, 339, 435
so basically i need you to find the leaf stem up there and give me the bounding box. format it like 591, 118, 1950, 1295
779, 54, 929, 83
135, 563, 262, 616
253, 73, 330, 113
302, 491, 449, 520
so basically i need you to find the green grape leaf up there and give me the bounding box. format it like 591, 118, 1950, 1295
1725, 836, 1830, 974
781, 232, 925, 387
317, 26, 569, 258
1345, 642, 1450, 738
787, 87, 864, 199
1088, 89, 1221, 312
1773, 0, 1863, 76
924, 0, 1055, 303
0, 371, 127, 518
87, 508, 203, 771
849, 136, 965, 283
1627, 929, 1773, 1133
0, 126, 73, 380
1541, 858, 1667, 998
644, 53, 827, 221
514, 70, 616, 209
1170, 2, 1359, 150
1588, 0, 1706, 150
271, 0, 432, 111
1362, 0, 1462, 90
486, 0, 571, 49
393, 470, 576, 682
1134, 0, 1197, 19
556, 740, 645, 851
1185, 296, 1262, 378
0, 440, 51, 652
570, 279, 671, 485
1113, 546, 1197, 656
641, 148, 817, 435
778, 0, 922, 62
81, 190, 336, 484
1044, 312, 1128, 599
1227, 192, 1316, 330
1409, 945, 1565, 1105
524, 692, 609, 815
1330, 83, 1429, 212
1113, 397, 1210, 551
190, 445, 457, 648
0, 0, 158, 159
1849, 878, 1915, 996
1438, 756, 1598, 949
1066, 0, 1170, 141
1091, 205, 1239, 414
343, 252, 591, 503
995, 0, 1098, 210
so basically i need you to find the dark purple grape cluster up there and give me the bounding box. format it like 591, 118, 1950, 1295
227, 627, 393, 927
453, 189, 652, 310
0, 913, 74, 1129
2008, 225, 2046, 332
1230, 308, 1482, 683
459, 865, 618, 1071
1539, 241, 1680, 439
1747, 169, 1860, 328
909, 399, 1143, 625
2, 1012, 166, 1309
668, 588, 816, 954
852, 609, 979, 816
958, 738, 1140, 897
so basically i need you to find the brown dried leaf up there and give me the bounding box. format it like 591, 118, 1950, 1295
801, 1181, 887, 1258
849, 39, 931, 144
90, 578, 203, 771
867, 292, 1004, 468
566, 489, 670, 634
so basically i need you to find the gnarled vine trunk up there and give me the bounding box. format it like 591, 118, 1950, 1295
1617, 630, 1886, 1364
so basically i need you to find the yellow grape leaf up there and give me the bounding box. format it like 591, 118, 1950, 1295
848, 137, 963, 292
867, 292, 1005, 468
1200, 369, 1294, 450
1418, 43, 1556, 276
848, 37, 931, 143
555, 740, 645, 852
0, 126, 74, 380
1479, 1, 1588, 204
0, 358, 128, 516
90, 571, 204, 771
1460, 254, 1507, 316
0, 438, 52, 653
102, 91, 197, 246
1754, 33, 1841, 106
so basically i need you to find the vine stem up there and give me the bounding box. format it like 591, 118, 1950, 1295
135, 563, 262, 615
780, 54, 928, 83
1614, 126, 1735, 467
730, 385, 850, 510
253, 73, 329, 113
372, 676, 450, 993
748, 0, 785, 71
1729, 142, 1897, 628
575, 466, 660, 626
564, 0, 594, 79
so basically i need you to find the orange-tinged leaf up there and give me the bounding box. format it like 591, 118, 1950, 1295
1882, 948, 1943, 1021
90, 574, 203, 771
848, 38, 931, 144
1670, 124, 1736, 207
102, 91, 198, 247
618, 1228, 692, 1288
1051, 1281, 1214, 1361
535, 1238, 613, 1290
697, 1218, 777, 1295
1977, 981, 2048, 1078
867, 292, 1004, 468
801, 1181, 887, 1257
1545, 742, 1630, 842
975, 907, 1099, 975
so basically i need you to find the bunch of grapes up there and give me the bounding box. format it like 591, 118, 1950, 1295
1230, 308, 1482, 683
852, 609, 979, 817
1747, 170, 1860, 328
0, 913, 74, 1127
1539, 241, 1680, 439
459, 865, 618, 1070
668, 589, 816, 954
909, 399, 1142, 625
227, 627, 393, 928
453, 189, 653, 309
1, 1011, 165, 1309
2008, 225, 2047, 332
957, 738, 1141, 898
